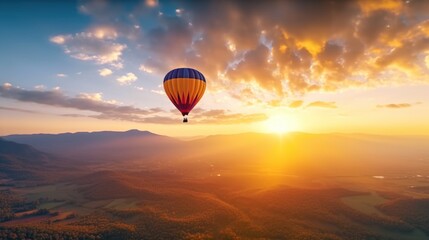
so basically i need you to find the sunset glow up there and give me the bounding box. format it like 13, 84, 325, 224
263, 114, 299, 134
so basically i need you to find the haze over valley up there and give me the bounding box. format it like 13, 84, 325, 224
1, 130, 429, 239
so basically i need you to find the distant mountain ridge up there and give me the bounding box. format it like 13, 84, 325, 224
3, 129, 180, 161
3, 130, 429, 176
0, 138, 51, 180
4, 129, 157, 147
0, 138, 49, 162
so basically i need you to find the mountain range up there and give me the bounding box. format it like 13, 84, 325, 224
2, 130, 429, 177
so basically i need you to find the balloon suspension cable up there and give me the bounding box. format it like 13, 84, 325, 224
183, 115, 188, 123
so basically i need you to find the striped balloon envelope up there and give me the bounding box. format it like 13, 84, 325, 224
163, 68, 206, 122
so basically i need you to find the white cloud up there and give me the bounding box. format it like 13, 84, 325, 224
77, 92, 103, 101
0, 85, 163, 122
98, 68, 113, 76
151, 89, 165, 95
77, 92, 119, 104
50, 30, 126, 67
111, 62, 124, 69
35, 85, 46, 90
57, 73, 67, 77
117, 73, 137, 85
3, 83, 12, 89
139, 64, 153, 73
50, 35, 66, 44
90, 26, 118, 40
135, 86, 144, 91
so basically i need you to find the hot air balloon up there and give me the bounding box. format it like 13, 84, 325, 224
163, 68, 206, 123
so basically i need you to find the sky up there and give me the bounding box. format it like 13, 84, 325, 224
1, 0, 429, 137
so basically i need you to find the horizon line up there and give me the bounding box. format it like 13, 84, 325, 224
2, 129, 429, 139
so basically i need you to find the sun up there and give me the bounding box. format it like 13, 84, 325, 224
262, 114, 298, 134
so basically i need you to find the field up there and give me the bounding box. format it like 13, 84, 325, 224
1, 171, 429, 239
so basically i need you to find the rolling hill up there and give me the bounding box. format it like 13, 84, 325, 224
3, 129, 181, 162
0, 138, 52, 181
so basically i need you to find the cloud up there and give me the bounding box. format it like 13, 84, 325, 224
0, 106, 40, 114
139, 64, 153, 73
77, 92, 103, 101
0, 83, 265, 125
3, 83, 12, 89
136, 1, 429, 99
358, 0, 403, 13
376, 37, 429, 74
98, 68, 113, 76
150, 89, 165, 95
117, 73, 137, 85
56, 73, 67, 77
78, 1, 124, 21
50, 35, 66, 44
228, 44, 283, 95
377, 102, 420, 108
289, 100, 304, 108
50, 28, 126, 67
172, 108, 268, 124
53, 0, 429, 107
0, 83, 160, 122
306, 101, 337, 109
88, 26, 118, 40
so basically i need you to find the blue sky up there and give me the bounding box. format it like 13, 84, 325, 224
0, 1, 88, 88
0, 0, 171, 110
